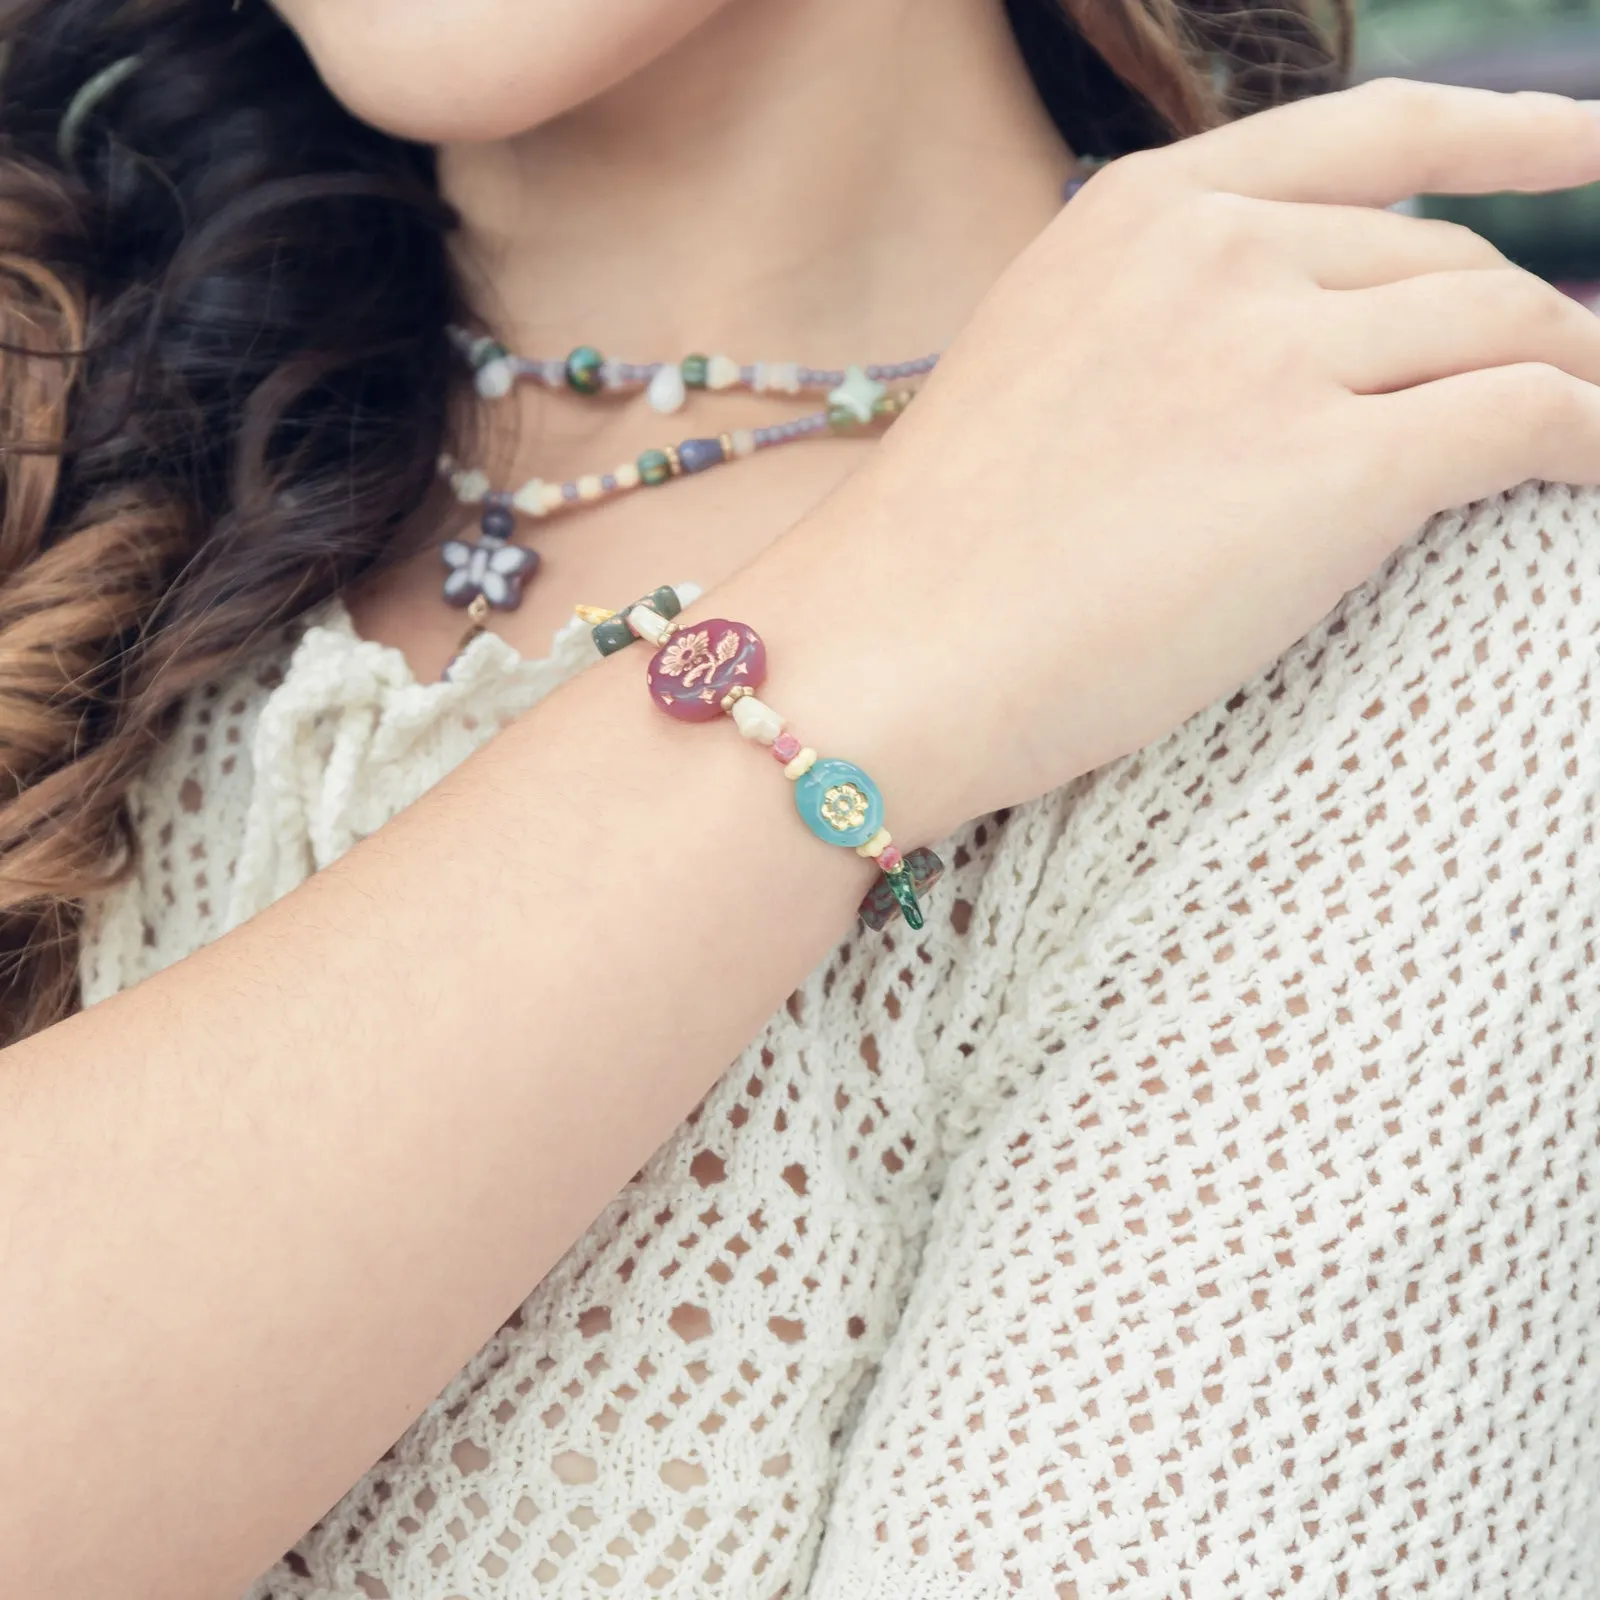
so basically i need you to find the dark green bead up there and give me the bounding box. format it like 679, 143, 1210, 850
885, 865, 926, 930
592, 617, 637, 656
681, 353, 709, 389
565, 345, 604, 395
648, 585, 682, 619
827, 404, 860, 434
638, 449, 671, 486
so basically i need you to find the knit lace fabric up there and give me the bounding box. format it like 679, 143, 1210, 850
80, 481, 1599, 1599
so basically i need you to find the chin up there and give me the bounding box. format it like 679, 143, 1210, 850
278, 0, 734, 144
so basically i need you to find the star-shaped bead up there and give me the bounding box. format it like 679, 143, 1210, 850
827, 364, 885, 425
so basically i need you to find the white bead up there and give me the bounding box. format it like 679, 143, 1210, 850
784, 747, 818, 781
729, 429, 756, 458
647, 364, 687, 415
577, 475, 603, 501
539, 482, 566, 514
475, 358, 515, 400
761, 361, 800, 395
512, 479, 548, 516
706, 354, 740, 391
453, 468, 490, 505
614, 462, 642, 490
730, 695, 785, 744
628, 606, 672, 644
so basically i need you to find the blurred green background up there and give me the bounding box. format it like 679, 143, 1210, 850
1359, 0, 1600, 280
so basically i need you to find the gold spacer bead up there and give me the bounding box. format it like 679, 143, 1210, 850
574, 604, 616, 625
664, 444, 683, 477
466, 594, 490, 623
718, 432, 735, 462
720, 685, 753, 713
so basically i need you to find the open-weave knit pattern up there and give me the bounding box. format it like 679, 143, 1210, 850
80, 480, 1598, 1598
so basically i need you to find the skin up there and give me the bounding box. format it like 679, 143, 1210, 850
6, 1, 1600, 1595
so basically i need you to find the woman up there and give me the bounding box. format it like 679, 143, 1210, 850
1, 0, 1596, 1593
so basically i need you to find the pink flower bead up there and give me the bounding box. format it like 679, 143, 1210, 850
771, 732, 802, 764
645, 618, 767, 722
878, 845, 903, 871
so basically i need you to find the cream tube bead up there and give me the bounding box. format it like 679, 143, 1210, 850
730, 695, 785, 745
576, 475, 604, 501
783, 747, 818, 781
627, 605, 674, 645
855, 827, 893, 859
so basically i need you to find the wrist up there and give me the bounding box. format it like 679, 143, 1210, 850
693, 494, 973, 853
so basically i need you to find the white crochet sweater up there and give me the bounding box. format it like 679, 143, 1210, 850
80, 481, 1600, 1599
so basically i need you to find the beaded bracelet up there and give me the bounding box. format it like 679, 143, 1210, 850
580, 588, 944, 932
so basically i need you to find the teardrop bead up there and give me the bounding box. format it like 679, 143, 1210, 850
647, 364, 687, 415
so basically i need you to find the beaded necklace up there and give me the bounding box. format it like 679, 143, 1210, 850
437, 335, 937, 627
433, 169, 1102, 649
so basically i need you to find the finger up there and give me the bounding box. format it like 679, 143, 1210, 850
1325, 268, 1600, 393
1245, 199, 1510, 287
1367, 363, 1600, 512
1151, 79, 1600, 207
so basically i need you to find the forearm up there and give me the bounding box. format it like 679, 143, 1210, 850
0, 517, 951, 1599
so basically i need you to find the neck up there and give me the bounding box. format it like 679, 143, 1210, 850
437, 0, 1075, 365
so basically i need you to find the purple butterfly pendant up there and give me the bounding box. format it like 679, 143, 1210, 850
440, 529, 541, 611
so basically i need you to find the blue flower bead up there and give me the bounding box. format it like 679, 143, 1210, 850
793, 758, 885, 848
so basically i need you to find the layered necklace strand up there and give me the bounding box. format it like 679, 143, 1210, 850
436, 331, 939, 649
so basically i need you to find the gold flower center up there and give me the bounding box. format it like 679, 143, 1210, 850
821, 783, 869, 831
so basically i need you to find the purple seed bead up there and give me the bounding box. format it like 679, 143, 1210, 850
677, 437, 724, 474
481, 504, 515, 540
601, 473, 618, 492
740, 365, 756, 386
562, 482, 580, 503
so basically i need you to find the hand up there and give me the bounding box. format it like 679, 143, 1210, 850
769, 81, 1600, 840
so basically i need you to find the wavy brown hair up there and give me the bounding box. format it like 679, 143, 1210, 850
0, 0, 1352, 1046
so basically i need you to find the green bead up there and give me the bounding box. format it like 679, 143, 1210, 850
592, 617, 636, 656
565, 345, 604, 395
681, 354, 709, 389
885, 865, 926, 930
648, 585, 682, 619
827, 404, 860, 434
638, 449, 671, 486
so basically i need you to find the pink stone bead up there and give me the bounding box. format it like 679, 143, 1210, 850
771, 732, 802, 764
645, 618, 767, 722
877, 845, 903, 871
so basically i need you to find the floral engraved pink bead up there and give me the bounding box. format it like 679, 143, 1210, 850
646, 618, 767, 722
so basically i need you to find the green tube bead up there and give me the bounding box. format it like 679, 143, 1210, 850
592, 617, 637, 656
680, 353, 709, 389
648, 585, 682, 619
565, 345, 604, 395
